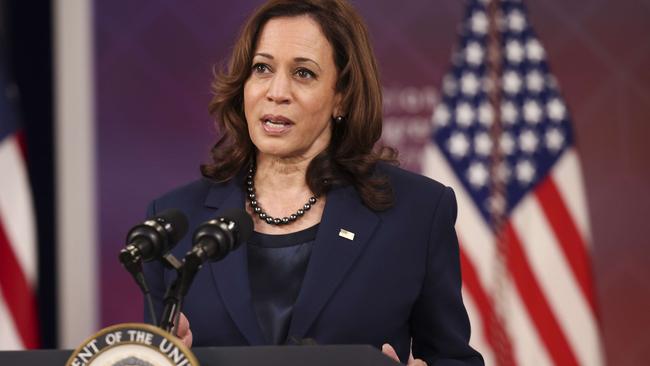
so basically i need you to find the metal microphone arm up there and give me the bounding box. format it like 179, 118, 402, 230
158, 252, 204, 334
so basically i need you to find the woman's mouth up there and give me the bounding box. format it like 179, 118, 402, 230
260, 115, 294, 134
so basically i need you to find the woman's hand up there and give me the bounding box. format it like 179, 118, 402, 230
176, 312, 193, 348
382, 343, 427, 366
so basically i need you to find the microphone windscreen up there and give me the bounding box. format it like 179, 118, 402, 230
221, 208, 254, 242
155, 208, 189, 244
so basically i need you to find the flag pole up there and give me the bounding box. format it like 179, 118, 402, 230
485, 1, 514, 365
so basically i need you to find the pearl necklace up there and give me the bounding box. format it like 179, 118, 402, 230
245, 165, 318, 226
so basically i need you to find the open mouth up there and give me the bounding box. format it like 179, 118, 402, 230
263, 119, 291, 127
260, 114, 294, 134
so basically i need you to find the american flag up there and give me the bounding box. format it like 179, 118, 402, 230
0, 50, 39, 349
422, 0, 603, 365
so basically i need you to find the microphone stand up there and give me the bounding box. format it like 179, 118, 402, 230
158, 216, 247, 335
159, 252, 204, 334
119, 247, 157, 326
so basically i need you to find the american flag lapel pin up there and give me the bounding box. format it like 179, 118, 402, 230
338, 228, 355, 241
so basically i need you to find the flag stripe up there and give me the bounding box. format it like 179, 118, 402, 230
550, 150, 592, 243
0, 220, 39, 348
459, 247, 516, 365
535, 176, 598, 315
0, 128, 39, 350
511, 193, 602, 366
0, 292, 23, 349
0, 136, 37, 285
502, 280, 554, 366
504, 223, 579, 366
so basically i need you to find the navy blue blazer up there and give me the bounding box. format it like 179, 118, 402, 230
143, 165, 483, 365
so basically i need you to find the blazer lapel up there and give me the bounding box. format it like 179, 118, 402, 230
203, 178, 266, 345
288, 185, 380, 338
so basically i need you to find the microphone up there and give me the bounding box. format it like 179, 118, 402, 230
120, 209, 189, 263
119, 209, 188, 327
186, 208, 253, 264
159, 209, 253, 332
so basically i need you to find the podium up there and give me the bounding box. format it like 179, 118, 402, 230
0, 344, 401, 365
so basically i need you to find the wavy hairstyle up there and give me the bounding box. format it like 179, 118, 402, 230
201, 0, 397, 211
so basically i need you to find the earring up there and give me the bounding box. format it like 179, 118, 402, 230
334, 115, 345, 124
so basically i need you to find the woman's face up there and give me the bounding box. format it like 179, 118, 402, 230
244, 15, 341, 161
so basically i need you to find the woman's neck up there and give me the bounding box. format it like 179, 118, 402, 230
255, 154, 311, 192
250, 153, 325, 234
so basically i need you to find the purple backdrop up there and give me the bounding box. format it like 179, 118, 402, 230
94, 1, 650, 365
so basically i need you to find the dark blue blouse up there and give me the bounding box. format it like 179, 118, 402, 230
246, 224, 319, 345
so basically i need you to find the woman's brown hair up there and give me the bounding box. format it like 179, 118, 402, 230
201, 0, 397, 211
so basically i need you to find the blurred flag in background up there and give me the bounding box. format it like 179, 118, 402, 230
0, 43, 39, 349
424, 0, 603, 365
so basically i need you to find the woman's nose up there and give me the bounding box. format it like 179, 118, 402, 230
266, 73, 291, 104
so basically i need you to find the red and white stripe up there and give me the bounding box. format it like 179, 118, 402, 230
0, 131, 39, 349
423, 144, 603, 366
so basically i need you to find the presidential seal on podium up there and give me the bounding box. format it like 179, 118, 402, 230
66, 323, 199, 366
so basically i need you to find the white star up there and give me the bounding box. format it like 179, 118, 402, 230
478, 102, 493, 127
448, 132, 470, 159
443, 74, 458, 96
545, 127, 565, 152
467, 161, 489, 188
460, 72, 480, 96
505, 39, 525, 64
456, 102, 475, 127
501, 101, 519, 125
526, 70, 545, 93
516, 159, 536, 184
470, 11, 488, 35
519, 129, 539, 154
465, 41, 484, 66
547, 98, 566, 122
503, 70, 522, 95
507, 10, 527, 33
474, 132, 493, 156
523, 99, 543, 124
500, 132, 516, 155
526, 38, 545, 63
432, 104, 450, 128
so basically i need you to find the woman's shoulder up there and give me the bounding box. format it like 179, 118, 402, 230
375, 162, 456, 216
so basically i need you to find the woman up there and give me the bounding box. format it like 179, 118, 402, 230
143, 1, 483, 365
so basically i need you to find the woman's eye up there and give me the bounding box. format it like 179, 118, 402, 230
295, 68, 316, 79
252, 63, 270, 73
